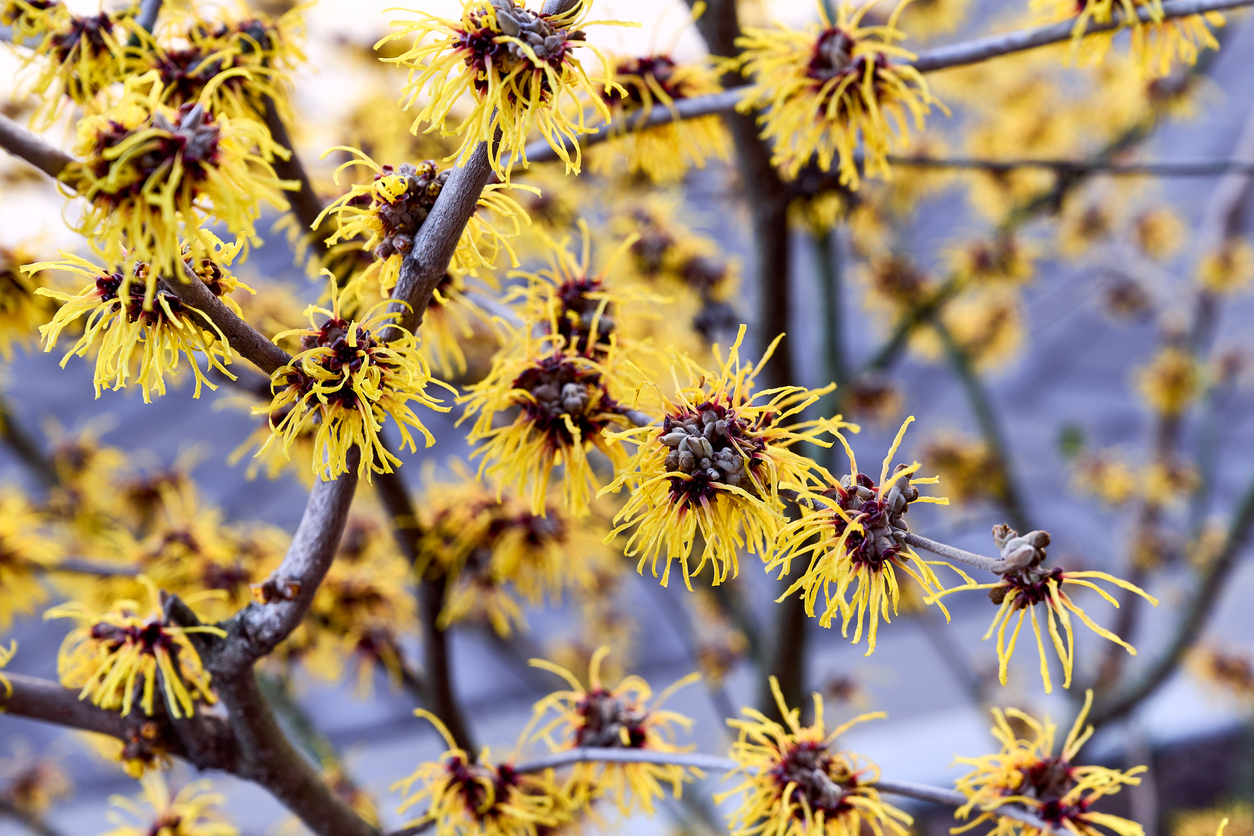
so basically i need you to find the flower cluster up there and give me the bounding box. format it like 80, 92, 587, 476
47, 577, 224, 718
593, 53, 730, 182
379, 0, 623, 177
315, 149, 525, 306
66, 74, 293, 279
719, 676, 911, 836
954, 691, 1144, 836
528, 649, 700, 816
419, 468, 616, 637
737, 0, 943, 186
33, 245, 240, 402
101, 772, 237, 836
256, 291, 454, 481
929, 526, 1157, 693
394, 711, 568, 836
604, 327, 837, 589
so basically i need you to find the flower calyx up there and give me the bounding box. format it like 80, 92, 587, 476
489, 0, 585, 63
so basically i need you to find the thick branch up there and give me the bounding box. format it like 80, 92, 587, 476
0, 673, 230, 766
211, 450, 360, 675
384, 141, 494, 339
215, 670, 379, 836
174, 263, 291, 376
0, 115, 71, 178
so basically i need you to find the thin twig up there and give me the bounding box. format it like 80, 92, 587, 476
40, 557, 140, 577
173, 263, 291, 376
210, 450, 361, 676
930, 316, 1032, 534
1090, 467, 1254, 727
521, 0, 1247, 164
0, 394, 56, 489
904, 532, 1036, 575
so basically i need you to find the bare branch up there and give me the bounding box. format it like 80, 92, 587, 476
904, 532, 1040, 575
172, 262, 292, 376
211, 450, 361, 675
909, 0, 1248, 72
0, 673, 231, 766
135, 0, 163, 34
0, 115, 72, 179
214, 670, 380, 836
522, 0, 1247, 165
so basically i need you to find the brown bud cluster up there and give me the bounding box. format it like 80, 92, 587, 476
574, 689, 648, 748
372, 162, 450, 261
489, 0, 585, 63
660, 404, 755, 489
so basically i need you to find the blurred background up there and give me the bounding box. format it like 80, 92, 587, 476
2, 0, 1254, 834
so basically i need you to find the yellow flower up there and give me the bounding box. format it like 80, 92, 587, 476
421, 270, 502, 379
527, 647, 700, 816
32, 248, 239, 403
1187, 646, 1254, 707
509, 221, 663, 362
66, 72, 294, 279
315, 148, 526, 305
923, 433, 1006, 506
591, 54, 731, 183
1071, 451, 1139, 506
132, 2, 307, 123
0, 640, 15, 698
948, 235, 1037, 288
603, 327, 835, 589
6, 1, 134, 126
101, 772, 237, 836
718, 676, 911, 836
0, 743, 72, 816
461, 329, 638, 517
898, 0, 971, 39
1197, 236, 1254, 294
421, 469, 615, 637
1176, 805, 1253, 836
736, 0, 943, 186
1132, 207, 1185, 260
1136, 346, 1201, 417
378, 0, 625, 177
953, 691, 1145, 836
46, 576, 226, 718
255, 289, 454, 482
1032, 0, 1224, 78
0, 491, 60, 630
928, 538, 1157, 693
770, 417, 963, 655
394, 710, 567, 836
0, 245, 58, 360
